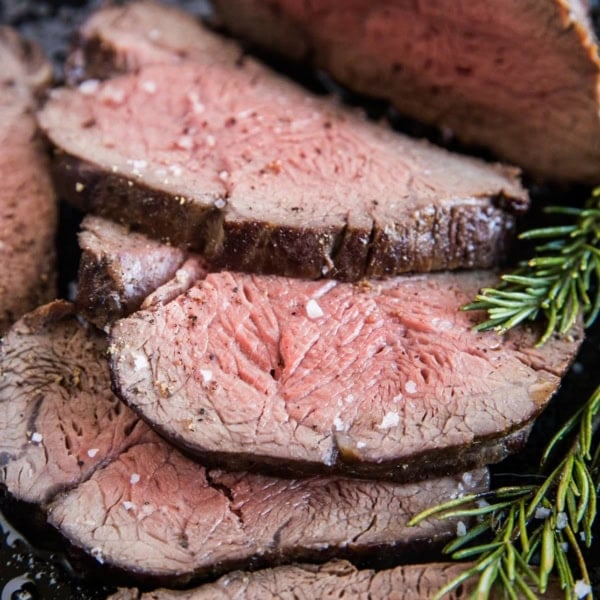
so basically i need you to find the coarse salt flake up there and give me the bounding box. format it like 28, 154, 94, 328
75, 182, 85, 192
187, 91, 205, 114
132, 352, 148, 372
456, 521, 467, 537
130, 473, 141, 485
432, 317, 453, 330
356, 441, 366, 449
556, 512, 568, 530
214, 198, 227, 209
141, 80, 157, 94
122, 501, 135, 511
200, 369, 213, 383
176, 135, 194, 150
378, 411, 399, 429
535, 506, 551, 519
306, 299, 324, 319
78, 79, 100, 95
31, 432, 43, 443
100, 85, 125, 105
333, 417, 344, 431
405, 380, 417, 394
218, 170, 229, 181
127, 159, 147, 172
574, 580, 592, 598
90, 547, 104, 564
87, 448, 99, 458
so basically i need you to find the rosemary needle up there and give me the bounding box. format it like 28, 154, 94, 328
463, 188, 600, 346
410, 385, 600, 600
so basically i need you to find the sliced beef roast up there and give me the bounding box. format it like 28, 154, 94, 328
0, 302, 488, 585
109, 559, 564, 600
39, 3, 528, 282
213, 0, 600, 183
77, 216, 208, 329
0, 28, 56, 334
110, 270, 581, 482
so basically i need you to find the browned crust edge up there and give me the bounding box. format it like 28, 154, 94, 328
52, 150, 523, 282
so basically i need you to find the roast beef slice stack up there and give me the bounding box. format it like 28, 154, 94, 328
213, 0, 600, 183
110, 559, 564, 600
0, 301, 489, 586
38, 1, 528, 282
0, 27, 57, 335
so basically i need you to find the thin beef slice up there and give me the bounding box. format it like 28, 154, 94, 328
77, 216, 208, 329
110, 270, 582, 482
0, 302, 488, 585
38, 3, 528, 281
0, 27, 57, 334
109, 559, 564, 600
213, 0, 600, 183
66, 0, 242, 83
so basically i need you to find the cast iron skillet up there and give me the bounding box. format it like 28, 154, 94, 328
0, 1, 599, 597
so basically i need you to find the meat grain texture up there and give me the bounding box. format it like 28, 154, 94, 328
0, 27, 56, 334
110, 270, 582, 482
39, 1, 528, 281
0, 302, 488, 585
213, 0, 600, 183
104, 561, 499, 600
109, 559, 565, 600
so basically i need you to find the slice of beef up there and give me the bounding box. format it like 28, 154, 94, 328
77, 216, 208, 328
66, 0, 243, 84
110, 270, 582, 482
77, 216, 208, 329
39, 5, 528, 282
0, 302, 488, 586
0, 27, 57, 334
0, 301, 147, 505
109, 559, 564, 600
213, 0, 600, 183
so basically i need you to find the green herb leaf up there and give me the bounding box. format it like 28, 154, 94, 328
464, 188, 600, 346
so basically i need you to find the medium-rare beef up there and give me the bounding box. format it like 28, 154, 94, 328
109, 560, 564, 600
38, 3, 528, 282
77, 216, 208, 329
213, 0, 600, 183
0, 301, 147, 505
110, 270, 581, 482
0, 302, 488, 585
0, 27, 57, 334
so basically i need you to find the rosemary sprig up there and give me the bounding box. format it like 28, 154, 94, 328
409, 385, 600, 599
463, 188, 600, 346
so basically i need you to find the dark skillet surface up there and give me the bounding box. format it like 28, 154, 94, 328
1, 1, 599, 597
